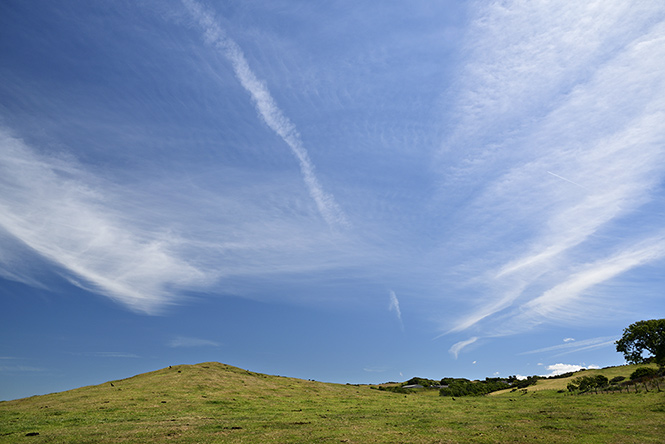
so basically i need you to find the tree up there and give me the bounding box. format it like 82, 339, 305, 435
630, 367, 657, 381
568, 374, 610, 393
572, 375, 596, 392
594, 374, 609, 388
615, 319, 665, 371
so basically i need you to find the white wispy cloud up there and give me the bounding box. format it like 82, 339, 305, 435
546, 171, 588, 191
439, 1, 665, 339
0, 356, 43, 372
168, 336, 220, 348
363, 367, 388, 373
443, 0, 658, 155
79, 352, 140, 358
0, 365, 44, 372
180, 0, 347, 228
0, 130, 210, 314
520, 336, 617, 356
449, 337, 478, 359
388, 290, 404, 330
519, 240, 665, 323
0, 125, 370, 313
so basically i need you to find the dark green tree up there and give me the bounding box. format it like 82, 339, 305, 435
573, 375, 596, 392
630, 367, 657, 381
594, 374, 608, 388
615, 319, 665, 371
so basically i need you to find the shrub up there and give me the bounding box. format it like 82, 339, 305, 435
570, 375, 608, 392
404, 377, 438, 388
547, 371, 575, 379
512, 376, 539, 389
379, 386, 413, 394
439, 378, 510, 397
630, 367, 657, 381
595, 375, 609, 388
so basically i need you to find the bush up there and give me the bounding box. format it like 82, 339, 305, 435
404, 377, 438, 388
610, 376, 625, 384
379, 386, 413, 394
547, 371, 575, 379
439, 378, 510, 397
572, 376, 593, 392
512, 376, 539, 389
595, 375, 609, 387
630, 367, 657, 381
569, 374, 609, 392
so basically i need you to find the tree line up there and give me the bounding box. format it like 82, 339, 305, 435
382, 318, 664, 397
438, 375, 540, 397
567, 367, 661, 394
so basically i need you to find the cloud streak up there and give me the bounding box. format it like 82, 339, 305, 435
0, 130, 210, 314
520, 336, 618, 357
168, 336, 220, 348
449, 337, 478, 359
546, 171, 588, 191
181, 0, 347, 228
79, 352, 140, 358
388, 290, 404, 331
438, 1, 665, 340
0, 365, 44, 373
0, 124, 364, 314
520, 239, 665, 323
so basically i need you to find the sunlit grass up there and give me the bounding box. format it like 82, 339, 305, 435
1, 362, 663, 443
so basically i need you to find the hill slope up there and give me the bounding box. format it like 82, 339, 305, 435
490, 363, 660, 394
1, 362, 664, 443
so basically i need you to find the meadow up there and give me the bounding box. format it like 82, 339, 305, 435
1, 362, 663, 443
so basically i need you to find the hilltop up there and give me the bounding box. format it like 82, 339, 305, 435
1, 362, 664, 443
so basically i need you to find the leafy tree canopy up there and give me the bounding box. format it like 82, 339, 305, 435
567, 375, 608, 392
615, 319, 665, 369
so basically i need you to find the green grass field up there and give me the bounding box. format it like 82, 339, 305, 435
1, 362, 664, 443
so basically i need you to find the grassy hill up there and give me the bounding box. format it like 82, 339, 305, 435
490, 363, 660, 394
1, 362, 664, 443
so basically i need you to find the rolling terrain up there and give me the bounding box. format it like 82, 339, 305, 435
1, 362, 664, 443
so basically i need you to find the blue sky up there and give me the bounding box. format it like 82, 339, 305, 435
1, 0, 664, 400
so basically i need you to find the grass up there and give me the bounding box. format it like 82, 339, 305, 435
1, 362, 664, 443
490, 363, 661, 394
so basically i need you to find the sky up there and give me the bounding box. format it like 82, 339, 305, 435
1, 0, 664, 401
